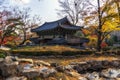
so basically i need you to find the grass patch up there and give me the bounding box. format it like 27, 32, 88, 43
12, 45, 79, 52
11, 45, 94, 56
102, 46, 120, 51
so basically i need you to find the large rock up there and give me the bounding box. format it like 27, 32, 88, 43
79, 77, 88, 80
73, 60, 120, 74
110, 60, 120, 68
17, 64, 33, 73
6, 76, 27, 80
11, 56, 19, 61
0, 58, 4, 62
50, 62, 60, 67
73, 65, 84, 74
4, 56, 13, 63
0, 46, 10, 51
87, 61, 103, 72
0, 58, 4, 75
22, 67, 56, 79
4, 56, 18, 63
101, 68, 120, 78
65, 65, 74, 71
73, 62, 91, 74
65, 70, 88, 80
18, 58, 33, 64
39, 67, 57, 78
56, 66, 65, 72
22, 68, 40, 79
23, 64, 34, 70
34, 60, 51, 66
65, 71, 80, 77
17, 65, 24, 73
117, 74, 120, 78
102, 60, 111, 68
85, 72, 100, 80
0, 61, 18, 77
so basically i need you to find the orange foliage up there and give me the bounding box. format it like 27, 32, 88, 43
90, 34, 97, 38
0, 36, 21, 45
82, 29, 91, 36
0, 39, 7, 45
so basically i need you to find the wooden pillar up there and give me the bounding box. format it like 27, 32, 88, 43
42, 35, 44, 39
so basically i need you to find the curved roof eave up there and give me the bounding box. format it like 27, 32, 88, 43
31, 17, 82, 32
60, 24, 83, 30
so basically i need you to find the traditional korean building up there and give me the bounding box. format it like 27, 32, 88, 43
31, 17, 82, 37
31, 17, 89, 46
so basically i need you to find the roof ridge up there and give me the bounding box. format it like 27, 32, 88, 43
44, 16, 68, 24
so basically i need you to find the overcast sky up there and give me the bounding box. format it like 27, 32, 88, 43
7, 0, 61, 22
2, 0, 98, 23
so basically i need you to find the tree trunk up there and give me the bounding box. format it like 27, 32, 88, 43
97, 0, 102, 51
19, 31, 27, 45
97, 31, 102, 51
116, 1, 120, 22
0, 37, 4, 47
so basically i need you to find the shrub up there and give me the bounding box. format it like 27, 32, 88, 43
101, 42, 108, 48
5, 41, 17, 48
102, 46, 120, 51
0, 52, 6, 58
11, 50, 94, 56
11, 46, 95, 56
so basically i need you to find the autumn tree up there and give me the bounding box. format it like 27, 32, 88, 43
58, 0, 89, 25
0, 10, 23, 46
113, 0, 120, 26
12, 7, 41, 45
97, 0, 120, 51
84, 0, 120, 51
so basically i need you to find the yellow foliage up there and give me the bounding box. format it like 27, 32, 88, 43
102, 21, 115, 32
101, 1, 120, 33
102, 19, 120, 32
107, 3, 117, 15
87, 35, 97, 48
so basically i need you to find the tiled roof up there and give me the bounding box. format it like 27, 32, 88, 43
31, 17, 82, 32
